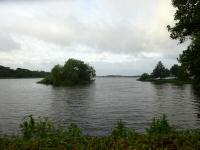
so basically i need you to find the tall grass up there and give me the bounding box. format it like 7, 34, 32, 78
1, 114, 200, 149
146, 114, 172, 135
20, 115, 53, 139
111, 120, 136, 139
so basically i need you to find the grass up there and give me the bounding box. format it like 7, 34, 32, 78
1, 115, 200, 149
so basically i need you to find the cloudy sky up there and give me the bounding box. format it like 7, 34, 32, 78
0, 0, 187, 75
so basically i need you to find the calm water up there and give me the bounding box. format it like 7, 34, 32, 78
0, 77, 200, 136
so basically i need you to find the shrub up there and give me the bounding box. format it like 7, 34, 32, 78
111, 120, 135, 138
20, 115, 53, 139
2, 115, 200, 149
138, 73, 151, 81
146, 114, 172, 135
66, 123, 83, 138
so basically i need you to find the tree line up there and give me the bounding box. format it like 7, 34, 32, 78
0, 65, 49, 78
167, 0, 200, 89
139, 61, 189, 81
140, 0, 200, 89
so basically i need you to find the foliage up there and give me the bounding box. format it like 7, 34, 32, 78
0, 65, 49, 78
2, 115, 200, 149
66, 123, 83, 138
139, 62, 191, 84
146, 114, 172, 135
138, 73, 152, 81
179, 35, 200, 81
111, 120, 136, 139
170, 64, 189, 80
39, 58, 96, 86
170, 64, 180, 77
167, 0, 200, 43
168, 0, 200, 90
20, 115, 53, 139
151, 61, 170, 78
50, 64, 63, 86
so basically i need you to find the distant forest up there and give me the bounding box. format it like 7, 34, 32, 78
0, 65, 49, 78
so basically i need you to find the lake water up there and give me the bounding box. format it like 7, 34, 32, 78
0, 77, 200, 136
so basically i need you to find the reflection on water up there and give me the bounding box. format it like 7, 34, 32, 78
151, 83, 200, 129
0, 77, 200, 135
49, 84, 96, 129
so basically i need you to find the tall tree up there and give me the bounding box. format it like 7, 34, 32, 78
51, 65, 63, 86
170, 64, 189, 80
170, 64, 180, 77
151, 61, 169, 78
167, 0, 200, 43
167, 0, 200, 88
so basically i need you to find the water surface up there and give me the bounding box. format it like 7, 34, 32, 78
0, 77, 200, 135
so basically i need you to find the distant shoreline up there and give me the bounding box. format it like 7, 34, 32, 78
0, 65, 49, 79
138, 78, 192, 85
97, 75, 140, 78
0, 76, 139, 79
0, 77, 44, 79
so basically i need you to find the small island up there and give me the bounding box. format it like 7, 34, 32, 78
138, 61, 191, 84
38, 58, 96, 86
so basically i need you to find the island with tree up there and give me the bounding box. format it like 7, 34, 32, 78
38, 58, 96, 86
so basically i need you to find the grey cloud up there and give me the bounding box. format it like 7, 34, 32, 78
0, 32, 20, 51
0, 0, 179, 56
0, 0, 187, 75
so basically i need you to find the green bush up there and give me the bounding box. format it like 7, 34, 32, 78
138, 73, 151, 81
146, 114, 172, 135
2, 114, 200, 149
66, 123, 83, 138
39, 58, 96, 86
20, 115, 53, 139
111, 120, 136, 139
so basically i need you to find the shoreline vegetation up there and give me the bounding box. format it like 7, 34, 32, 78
98, 75, 140, 78
138, 61, 192, 85
139, 78, 192, 85
138, 78, 192, 85
0, 65, 49, 78
38, 58, 96, 86
1, 115, 200, 149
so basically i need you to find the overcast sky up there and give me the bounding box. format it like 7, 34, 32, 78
0, 0, 188, 75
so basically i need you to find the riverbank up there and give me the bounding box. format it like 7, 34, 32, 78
0, 65, 49, 79
0, 77, 43, 79
138, 78, 192, 85
1, 115, 200, 150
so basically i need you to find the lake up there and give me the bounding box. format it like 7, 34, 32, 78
0, 77, 200, 136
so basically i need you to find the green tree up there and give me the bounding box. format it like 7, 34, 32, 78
179, 36, 200, 80
151, 61, 169, 78
139, 73, 151, 81
167, 0, 200, 88
170, 64, 189, 80
0, 65, 49, 78
50, 65, 63, 86
63, 59, 96, 85
170, 64, 179, 77
167, 0, 200, 43
39, 58, 96, 86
